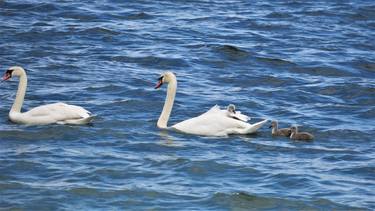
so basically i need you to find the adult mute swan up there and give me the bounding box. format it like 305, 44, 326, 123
2, 66, 93, 125
155, 72, 268, 136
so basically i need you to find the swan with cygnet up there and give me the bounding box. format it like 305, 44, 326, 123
155, 71, 267, 136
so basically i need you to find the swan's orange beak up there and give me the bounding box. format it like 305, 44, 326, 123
155, 76, 163, 89
155, 80, 163, 89
2, 72, 11, 81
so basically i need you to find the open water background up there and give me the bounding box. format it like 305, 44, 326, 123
0, 0, 374, 210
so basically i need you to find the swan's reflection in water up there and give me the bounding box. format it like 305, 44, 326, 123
157, 130, 184, 147
238, 135, 255, 143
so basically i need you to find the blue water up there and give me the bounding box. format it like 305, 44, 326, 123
0, 0, 374, 210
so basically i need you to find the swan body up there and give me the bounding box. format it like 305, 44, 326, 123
3, 66, 93, 125
172, 105, 267, 136
155, 71, 267, 136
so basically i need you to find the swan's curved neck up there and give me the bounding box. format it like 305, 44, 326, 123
11, 71, 27, 113
157, 77, 177, 129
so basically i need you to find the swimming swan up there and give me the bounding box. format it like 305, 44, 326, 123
155, 71, 267, 136
2, 66, 93, 125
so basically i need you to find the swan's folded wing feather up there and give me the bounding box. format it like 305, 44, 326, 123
204, 105, 221, 114
237, 111, 250, 121
172, 106, 249, 136
227, 111, 250, 122
25, 102, 91, 121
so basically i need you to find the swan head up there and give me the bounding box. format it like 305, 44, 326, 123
155, 71, 176, 89
2, 66, 25, 81
269, 120, 278, 128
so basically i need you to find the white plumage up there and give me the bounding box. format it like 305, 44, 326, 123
3, 66, 93, 125
155, 72, 267, 136
171, 105, 267, 136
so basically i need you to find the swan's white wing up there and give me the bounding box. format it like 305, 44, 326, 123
172, 105, 262, 136
23, 102, 91, 124
237, 111, 250, 121
203, 105, 221, 114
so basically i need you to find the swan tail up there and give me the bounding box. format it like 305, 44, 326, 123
244, 119, 268, 134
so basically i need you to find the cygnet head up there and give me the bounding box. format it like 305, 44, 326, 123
2, 66, 25, 81
227, 104, 236, 114
155, 71, 176, 89
269, 120, 278, 128
290, 126, 298, 133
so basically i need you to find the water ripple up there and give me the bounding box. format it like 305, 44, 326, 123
0, 0, 374, 210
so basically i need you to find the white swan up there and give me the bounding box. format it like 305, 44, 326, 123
2, 66, 94, 125
155, 72, 268, 136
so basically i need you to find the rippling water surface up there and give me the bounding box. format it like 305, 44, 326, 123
0, 0, 374, 210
